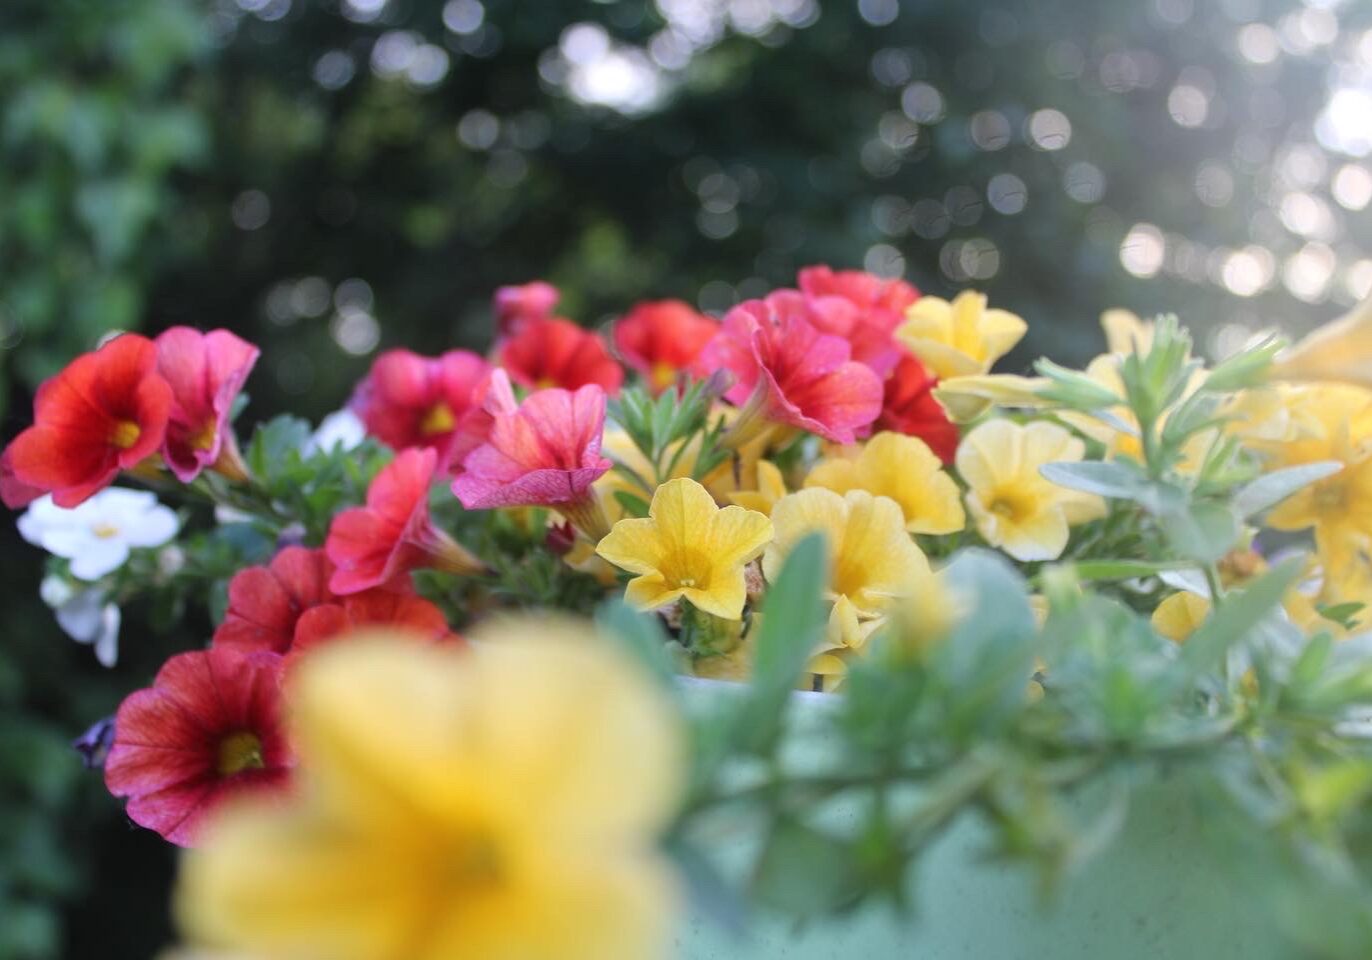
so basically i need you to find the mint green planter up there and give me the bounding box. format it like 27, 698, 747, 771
675, 682, 1292, 960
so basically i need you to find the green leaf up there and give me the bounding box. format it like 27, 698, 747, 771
612, 490, 651, 519
595, 599, 678, 691
1160, 500, 1241, 564
1069, 559, 1198, 582
1174, 557, 1304, 682
1233, 461, 1343, 519
1039, 460, 1150, 500
752, 819, 859, 915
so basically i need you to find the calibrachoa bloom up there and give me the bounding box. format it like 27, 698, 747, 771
3, 333, 172, 508
105, 647, 292, 846
452, 376, 614, 537
956, 419, 1106, 562
798, 266, 919, 375
155, 327, 259, 483
896, 290, 1027, 379
726, 459, 789, 517
41, 577, 121, 667
19, 488, 179, 580
804, 432, 965, 535
614, 300, 719, 394
764, 488, 929, 617
176, 623, 683, 960
493, 279, 559, 337
596, 477, 773, 620
289, 590, 454, 668
499, 316, 624, 393
694, 292, 883, 445
876, 351, 960, 463
327, 448, 486, 594
350, 348, 493, 470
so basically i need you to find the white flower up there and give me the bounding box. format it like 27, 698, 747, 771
41, 577, 122, 667
304, 408, 366, 455
18, 488, 179, 581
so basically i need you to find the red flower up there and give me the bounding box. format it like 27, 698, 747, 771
877, 351, 960, 463
155, 327, 259, 483
499, 316, 624, 394
326, 448, 485, 595
3, 334, 172, 508
289, 590, 454, 668
693, 292, 884, 445
104, 647, 292, 846
493, 280, 559, 337
350, 348, 493, 470
613, 300, 719, 394
798, 266, 919, 377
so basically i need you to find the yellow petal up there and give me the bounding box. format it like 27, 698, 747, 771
647, 477, 719, 552
1151, 591, 1211, 643
932, 374, 1051, 423
682, 569, 748, 620
1269, 297, 1372, 388
596, 517, 666, 576
1101, 308, 1152, 356
623, 573, 685, 612
706, 503, 774, 570
831, 491, 929, 614
955, 418, 1023, 491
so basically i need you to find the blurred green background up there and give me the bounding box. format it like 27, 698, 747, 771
3, 0, 1371, 955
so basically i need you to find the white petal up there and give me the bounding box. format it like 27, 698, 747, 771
40, 576, 74, 608
305, 409, 366, 454
40, 528, 97, 560
69, 540, 131, 581
94, 605, 121, 668
88, 488, 157, 520
17, 496, 67, 545
54, 590, 104, 642
121, 505, 179, 547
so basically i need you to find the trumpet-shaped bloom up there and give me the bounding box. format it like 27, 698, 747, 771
798, 266, 919, 375
452, 379, 614, 512
327, 448, 486, 594
1267, 296, 1372, 388
176, 622, 683, 960
931, 373, 1051, 423
3, 334, 172, 508
596, 477, 773, 619
804, 432, 964, 535
613, 300, 719, 393
104, 647, 292, 846
763, 488, 929, 616
726, 459, 788, 516
350, 348, 493, 471
693, 292, 883, 444
493, 280, 559, 337
499, 316, 624, 393
956, 419, 1106, 562
19, 488, 179, 581
896, 290, 1027, 379
154, 328, 259, 482
289, 591, 454, 668
876, 351, 959, 463
806, 595, 886, 691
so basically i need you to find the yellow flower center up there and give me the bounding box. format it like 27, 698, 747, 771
189, 419, 218, 452
216, 731, 266, 777
91, 523, 120, 540
1313, 481, 1347, 512
535, 377, 558, 390
987, 489, 1038, 524
662, 546, 713, 592
110, 420, 141, 450
419, 402, 456, 436
650, 362, 677, 391
438, 830, 503, 890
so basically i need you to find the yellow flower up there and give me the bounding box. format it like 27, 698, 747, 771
804, 432, 964, 535
763, 488, 929, 616
956, 419, 1106, 562
803, 595, 885, 690
177, 623, 683, 960
1100, 308, 1155, 356
1269, 296, 1372, 388
1151, 591, 1211, 643
896, 290, 1028, 379
930, 373, 1051, 423
596, 477, 773, 620
726, 459, 788, 516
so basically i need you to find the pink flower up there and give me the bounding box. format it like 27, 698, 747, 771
326, 448, 486, 595
493, 280, 559, 337
451, 373, 612, 536
613, 300, 719, 394
693, 291, 884, 445
154, 327, 259, 483
798, 266, 919, 376
499, 316, 624, 394
350, 348, 493, 471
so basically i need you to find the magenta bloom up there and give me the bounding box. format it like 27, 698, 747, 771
104, 646, 292, 846
451, 373, 612, 532
797, 267, 919, 377
693, 291, 884, 444
493, 280, 559, 337
326, 447, 486, 594
155, 327, 259, 482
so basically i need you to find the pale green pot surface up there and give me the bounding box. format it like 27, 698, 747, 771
674, 681, 1289, 960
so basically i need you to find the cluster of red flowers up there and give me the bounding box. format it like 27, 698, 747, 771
2, 264, 956, 848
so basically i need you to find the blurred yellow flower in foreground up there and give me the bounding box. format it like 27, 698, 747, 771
896, 290, 1027, 379
804, 432, 964, 535
764, 488, 929, 617
177, 624, 683, 960
1269, 297, 1372, 388
1100, 308, 1155, 356
957, 419, 1106, 562
597, 477, 773, 619
1151, 590, 1211, 643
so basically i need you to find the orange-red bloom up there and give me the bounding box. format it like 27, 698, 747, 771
325, 448, 485, 594
104, 646, 292, 846
288, 590, 454, 668
798, 265, 919, 376
499, 316, 624, 393
350, 348, 493, 471
694, 291, 884, 444
614, 299, 719, 394
493, 279, 559, 337
155, 327, 259, 483
3, 334, 172, 508
876, 350, 959, 463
